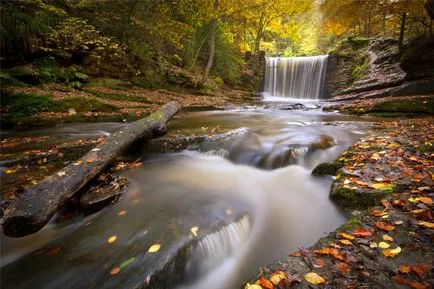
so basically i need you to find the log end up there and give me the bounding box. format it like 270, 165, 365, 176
2, 214, 44, 238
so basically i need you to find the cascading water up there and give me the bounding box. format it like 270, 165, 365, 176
263, 55, 328, 100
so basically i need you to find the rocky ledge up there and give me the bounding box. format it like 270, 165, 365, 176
244, 117, 433, 289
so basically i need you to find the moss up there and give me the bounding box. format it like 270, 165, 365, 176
349, 53, 370, 84
55, 97, 118, 112
312, 161, 344, 176
330, 184, 392, 210
368, 98, 434, 115
146, 111, 163, 121
86, 89, 153, 104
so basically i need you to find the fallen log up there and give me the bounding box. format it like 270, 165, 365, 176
1, 101, 181, 237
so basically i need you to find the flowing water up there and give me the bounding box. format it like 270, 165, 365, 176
0, 104, 374, 289
263, 56, 328, 101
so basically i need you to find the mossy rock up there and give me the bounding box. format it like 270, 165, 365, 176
330, 183, 392, 209
312, 161, 343, 176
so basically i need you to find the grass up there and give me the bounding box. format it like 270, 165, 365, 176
86, 89, 153, 104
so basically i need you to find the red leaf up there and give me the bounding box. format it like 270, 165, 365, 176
257, 277, 273, 289
410, 264, 432, 277
392, 275, 407, 285
353, 227, 373, 237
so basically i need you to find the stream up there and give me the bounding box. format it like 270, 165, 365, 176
1, 103, 375, 289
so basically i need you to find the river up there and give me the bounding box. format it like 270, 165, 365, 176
1, 102, 376, 289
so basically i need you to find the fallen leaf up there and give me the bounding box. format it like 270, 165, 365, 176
411, 264, 431, 277
408, 281, 428, 289
290, 251, 301, 257
398, 265, 411, 274
118, 210, 127, 216
107, 235, 117, 244
304, 272, 325, 285
376, 221, 395, 231
244, 284, 262, 289
378, 241, 390, 249
370, 183, 393, 191
256, 277, 273, 289
338, 232, 355, 240
383, 246, 401, 258
148, 243, 161, 253
334, 262, 349, 274
119, 257, 135, 269
110, 267, 121, 275
353, 227, 373, 237
57, 171, 66, 177
329, 242, 341, 249
46, 247, 61, 256
418, 197, 433, 205
4, 169, 17, 174
393, 275, 407, 285
370, 209, 388, 217
370, 242, 378, 248
191, 226, 199, 236
313, 258, 326, 268
418, 221, 434, 228
382, 234, 393, 242
269, 271, 287, 285
339, 239, 353, 246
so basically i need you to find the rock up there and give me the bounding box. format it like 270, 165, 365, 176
390, 77, 434, 96
311, 161, 342, 176
311, 135, 334, 150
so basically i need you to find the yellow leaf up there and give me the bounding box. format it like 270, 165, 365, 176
383, 234, 394, 242
370, 183, 393, 190
244, 284, 262, 289
338, 232, 355, 240
383, 246, 401, 257
270, 271, 287, 285
418, 221, 434, 229
378, 241, 390, 249
148, 243, 161, 253
408, 197, 419, 203
191, 226, 199, 237
108, 235, 117, 244
339, 239, 353, 246
304, 272, 326, 284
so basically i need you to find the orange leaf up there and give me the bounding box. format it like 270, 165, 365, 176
418, 197, 433, 205
375, 221, 395, 231
408, 281, 428, 289
304, 272, 326, 285
334, 262, 349, 274
353, 227, 373, 237
110, 267, 121, 275
392, 275, 407, 285
118, 210, 127, 216
398, 265, 411, 274
256, 277, 273, 289
313, 248, 332, 255
370, 209, 388, 217
383, 247, 401, 258
329, 242, 341, 249
411, 264, 432, 277
338, 232, 355, 240
383, 234, 394, 242
290, 251, 301, 257
418, 221, 434, 228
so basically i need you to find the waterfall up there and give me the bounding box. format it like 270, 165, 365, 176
263, 55, 328, 100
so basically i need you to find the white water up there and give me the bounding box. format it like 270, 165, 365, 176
263, 55, 328, 100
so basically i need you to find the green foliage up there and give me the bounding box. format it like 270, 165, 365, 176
350, 53, 370, 84
7, 93, 56, 117
55, 97, 118, 112
0, 72, 27, 87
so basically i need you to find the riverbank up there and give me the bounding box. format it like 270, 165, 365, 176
245, 116, 433, 288
1, 81, 256, 129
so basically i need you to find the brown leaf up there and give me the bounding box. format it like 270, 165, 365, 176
408, 281, 428, 289
313, 258, 326, 268
375, 221, 395, 231
410, 264, 432, 277
353, 227, 373, 237
392, 275, 407, 285
334, 262, 349, 274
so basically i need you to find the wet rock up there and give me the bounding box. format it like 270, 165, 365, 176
311, 161, 343, 176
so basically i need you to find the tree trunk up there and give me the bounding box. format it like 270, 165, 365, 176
1, 102, 181, 237
201, 0, 219, 84
399, 12, 407, 52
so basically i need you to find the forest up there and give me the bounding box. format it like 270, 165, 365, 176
1, 1, 433, 289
